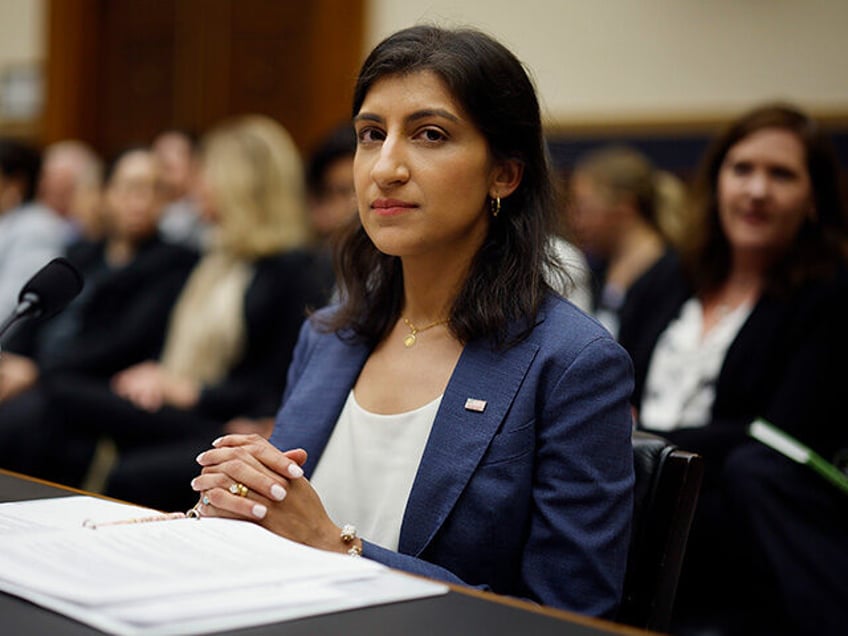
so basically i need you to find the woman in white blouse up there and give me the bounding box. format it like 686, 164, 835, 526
618, 103, 848, 636
188, 25, 635, 618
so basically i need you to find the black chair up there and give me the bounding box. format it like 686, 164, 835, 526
617, 431, 704, 632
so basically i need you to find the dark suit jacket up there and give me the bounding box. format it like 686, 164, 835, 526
40, 248, 334, 446
618, 251, 848, 460
5, 235, 196, 377
269, 294, 635, 618
192, 248, 334, 420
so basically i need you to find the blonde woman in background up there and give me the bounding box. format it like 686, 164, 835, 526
567, 145, 686, 336
39, 115, 334, 509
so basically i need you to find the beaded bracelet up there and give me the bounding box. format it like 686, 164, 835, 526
341, 524, 362, 557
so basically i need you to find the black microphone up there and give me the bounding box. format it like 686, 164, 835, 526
0, 257, 84, 343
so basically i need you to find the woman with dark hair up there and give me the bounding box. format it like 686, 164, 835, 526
189, 25, 634, 618
618, 103, 848, 635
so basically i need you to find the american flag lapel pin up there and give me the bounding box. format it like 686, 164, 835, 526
464, 398, 487, 413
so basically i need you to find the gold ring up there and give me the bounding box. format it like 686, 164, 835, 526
229, 482, 249, 497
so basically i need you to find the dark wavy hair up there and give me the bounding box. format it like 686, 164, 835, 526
682, 103, 848, 296
323, 25, 561, 346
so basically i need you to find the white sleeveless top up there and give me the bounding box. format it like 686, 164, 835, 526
310, 390, 440, 550
640, 297, 752, 431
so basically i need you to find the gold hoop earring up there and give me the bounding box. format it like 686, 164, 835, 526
490, 196, 501, 218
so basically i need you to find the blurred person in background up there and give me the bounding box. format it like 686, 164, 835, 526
220, 123, 356, 441
37, 140, 105, 242
306, 122, 358, 246
40, 115, 332, 509
0, 146, 196, 478
152, 128, 209, 249
0, 139, 66, 319
548, 199, 593, 313
567, 145, 685, 336
618, 103, 848, 635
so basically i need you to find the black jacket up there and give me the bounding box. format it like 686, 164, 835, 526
618, 250, 848, 460
6, 236, 197, 378
192, 248, 334, 420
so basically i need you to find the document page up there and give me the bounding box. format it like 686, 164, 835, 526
0, 495, 156, 534
0, 496, 447, 635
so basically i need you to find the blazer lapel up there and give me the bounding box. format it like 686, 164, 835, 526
274, 334, 371, 476
399, 335, 540, 555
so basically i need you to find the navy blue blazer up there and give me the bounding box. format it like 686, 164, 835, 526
269, 294, 635, 618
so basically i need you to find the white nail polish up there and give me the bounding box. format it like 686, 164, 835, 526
212, 436, 224, 447
190, 478, 199, 490
252, 504, 267, 519
288, 464, 304, 478
195, 452, 205, 463
270, 484, 286, 501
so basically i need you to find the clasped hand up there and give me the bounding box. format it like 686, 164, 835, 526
111, 361, 200, 412
191, 434, 345, 553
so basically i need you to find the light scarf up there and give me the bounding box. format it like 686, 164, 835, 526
159, 251, 254, 385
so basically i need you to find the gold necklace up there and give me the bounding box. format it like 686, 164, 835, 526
401, 317, 448, 347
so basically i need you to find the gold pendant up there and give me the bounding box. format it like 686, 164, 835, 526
403, 334, 417, 347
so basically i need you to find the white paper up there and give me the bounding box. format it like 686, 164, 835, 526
0, 496, 448, 635
0, 495, 157, 534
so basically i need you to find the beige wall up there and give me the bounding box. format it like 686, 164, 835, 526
0, 0, 44, 130
366, 0, 848, 126
2, 1, 847, 131
0, 0, 43, 64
